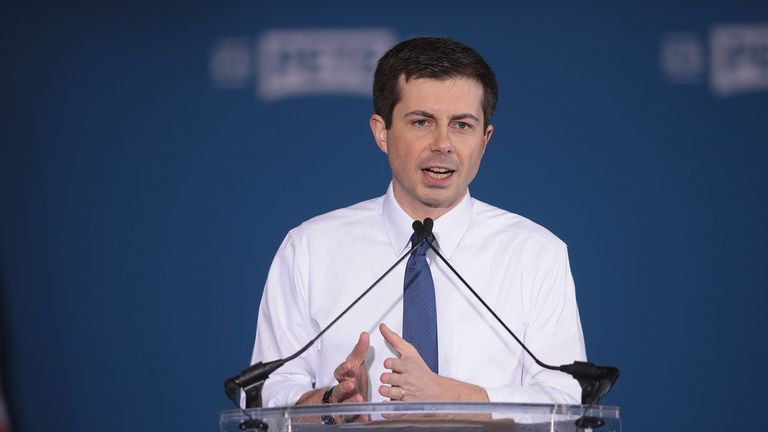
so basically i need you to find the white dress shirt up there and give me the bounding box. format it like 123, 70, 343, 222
251, 184, 586, 407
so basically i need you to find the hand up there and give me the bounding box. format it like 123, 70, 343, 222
378, 323, 489, 402
331, 331, 370, 403
295, 332, 370, 410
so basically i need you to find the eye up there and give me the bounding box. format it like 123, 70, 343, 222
455, 121, 472, 130
414, 119, 430, 127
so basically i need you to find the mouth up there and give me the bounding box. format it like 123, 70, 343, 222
422, 167, 455, 180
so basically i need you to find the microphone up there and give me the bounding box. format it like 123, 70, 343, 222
413, 218, 619, 407
224, 359, 284, 409
413, 217, 433, 241
224, 229, 431, 408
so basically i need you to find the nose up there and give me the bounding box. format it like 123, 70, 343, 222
430, 127, 453, 153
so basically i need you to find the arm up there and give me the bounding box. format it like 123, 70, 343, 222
252, 232, 373, 407
251, 232, 318, 407
484, 245, 585, 404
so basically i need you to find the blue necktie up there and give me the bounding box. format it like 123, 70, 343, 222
403, 232, 438, 373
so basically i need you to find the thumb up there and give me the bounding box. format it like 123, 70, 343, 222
379, 323, 414, 356
350, 331, 370, 360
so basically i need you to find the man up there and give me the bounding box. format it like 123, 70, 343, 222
251, 37, 586, 408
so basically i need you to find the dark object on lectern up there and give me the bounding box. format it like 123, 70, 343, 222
225, 358, 285, 409
560, 361, 620, 405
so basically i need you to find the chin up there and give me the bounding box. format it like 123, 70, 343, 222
418, 194, 459, 211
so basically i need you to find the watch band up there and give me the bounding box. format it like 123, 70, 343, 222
322, 386, 335, 404
321, 386, 336, 425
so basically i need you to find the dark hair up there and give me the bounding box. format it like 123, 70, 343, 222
373, 37, 498, 130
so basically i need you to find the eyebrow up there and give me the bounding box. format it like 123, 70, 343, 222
404, 110, 436, 119
450, 113, 480, 122
403, 110, 480, 122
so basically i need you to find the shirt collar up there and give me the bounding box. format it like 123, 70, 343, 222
381, 182, 473, 259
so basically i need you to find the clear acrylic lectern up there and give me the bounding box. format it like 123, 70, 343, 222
220, 402, 621, 432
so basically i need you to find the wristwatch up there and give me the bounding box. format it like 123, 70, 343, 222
321, 386, 336, 425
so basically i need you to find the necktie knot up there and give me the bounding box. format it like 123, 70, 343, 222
410, 233, 434, 256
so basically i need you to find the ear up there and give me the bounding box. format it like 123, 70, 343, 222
482, 124, 494, 153
370, 114, 388, 154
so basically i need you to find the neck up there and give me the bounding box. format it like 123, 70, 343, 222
405, 207, 449, 222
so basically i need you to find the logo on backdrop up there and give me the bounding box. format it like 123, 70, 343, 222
209, 37, 253, 89
660, 33, 705, 84
711, 25, 768, 96
209, 29, 397, 101
660, 23, 768, 97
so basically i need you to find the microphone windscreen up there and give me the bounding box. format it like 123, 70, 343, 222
423, 218, 434, 234
412, 220, 424, 235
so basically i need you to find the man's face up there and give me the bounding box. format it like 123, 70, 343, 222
370, 76, 494, 220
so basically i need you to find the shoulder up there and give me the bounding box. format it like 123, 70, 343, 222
287, 195, 385, 242
470, 198, 567, 254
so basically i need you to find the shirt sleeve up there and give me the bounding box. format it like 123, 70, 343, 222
484, 244, 586, 404
250, 230, 319, 407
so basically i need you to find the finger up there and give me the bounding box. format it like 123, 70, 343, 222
336, 379, 366, 404
378, 384, 404, 401
382, 357, 404, 373
379, 323, 415, 356
343, 393, 365, 404
349, 331, 370, 361
380, 372, 404, 387
336, 378, 357, 395
334, 361, 353, 381
332, 381, 348, 402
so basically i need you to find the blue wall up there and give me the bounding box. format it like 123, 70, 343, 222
1, 2, 767, 431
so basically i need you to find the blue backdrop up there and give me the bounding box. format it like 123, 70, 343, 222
1, 1, 767, 431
